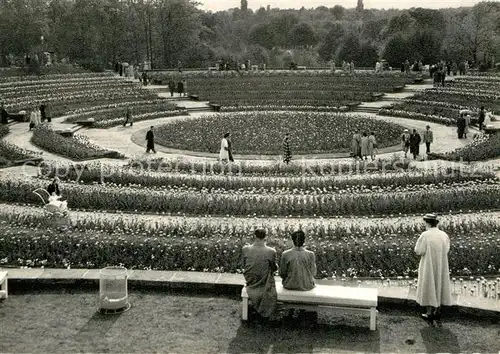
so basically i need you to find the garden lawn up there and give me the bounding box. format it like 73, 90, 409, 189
155, 112, 404, 155
0, 289, 499, 353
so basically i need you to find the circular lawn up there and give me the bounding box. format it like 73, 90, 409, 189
154, 112, 404, 155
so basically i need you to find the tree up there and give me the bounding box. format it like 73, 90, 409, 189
337, 32, 361, 63
249, 23, 275, 49
241, 0, 247, 12
409, 30, 443, 64
356, 0, 364, 12
330, 5, 344, 20
317, 23, 344, 61
383, 35, 411, 67
289, 23, 317, 47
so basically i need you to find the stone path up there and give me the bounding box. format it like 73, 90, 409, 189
1, 267, 499, 315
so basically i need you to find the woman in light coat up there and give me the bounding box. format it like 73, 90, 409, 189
464, 114, 470, 138
368, 132, 377, 160
414, 213, 452, 325
401, 129, 411, 158
219, 132, 230, 163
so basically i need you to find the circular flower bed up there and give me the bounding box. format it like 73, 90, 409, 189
155, 112, 404, 155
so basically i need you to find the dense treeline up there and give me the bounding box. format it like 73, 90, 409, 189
0, 0, 499, 70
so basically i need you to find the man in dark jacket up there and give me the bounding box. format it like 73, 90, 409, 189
478, 106, 486, 131
409, 129, 421, 160
0, 102, 9, 124
47, 178, 61, 196
457, 114, 466, 139
146, 126, 156, 153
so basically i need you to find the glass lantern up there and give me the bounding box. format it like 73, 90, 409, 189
99, 266, 129, 313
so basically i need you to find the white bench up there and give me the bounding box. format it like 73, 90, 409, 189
0, 271, 7, 299
242, 283, 378, 330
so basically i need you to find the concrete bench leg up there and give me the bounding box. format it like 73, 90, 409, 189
0, 276, 7, 299
242, 296, 249, 320
370, 307, 377, 331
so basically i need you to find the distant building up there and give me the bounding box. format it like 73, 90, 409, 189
357, 0, 364, 11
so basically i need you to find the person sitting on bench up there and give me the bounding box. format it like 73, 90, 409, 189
242, 229, 278, 320
279, 230, 317, 321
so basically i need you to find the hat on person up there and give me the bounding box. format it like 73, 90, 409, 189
404, 129, 409, 132
423, 213, 438, 221
426, 125, 430, 128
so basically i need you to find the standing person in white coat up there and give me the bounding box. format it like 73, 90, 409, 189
219, 132, 231, 163
414, 213, 452, 325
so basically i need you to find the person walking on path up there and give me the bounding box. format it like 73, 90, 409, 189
423, 125, 433, 155
219, 132, 234, 163
242, 229, 278, 321
141, 71, 148, 86
464, 113, 470, 138
360, 132, 369, 160
409, 129, 421, 160
351, 130, 361, 159
478, 106, 486, 131
401, 129, 411, 158
368, 132, 377, 160
39, 103, 46, 122
29, 109, 38, 130
457, 113, 466, 139
177, 80, 184, 97
283, 133, 292, 164
415, 213, 452, 325
182, 79, 188, 97
168, 80, 175, 97
145, 126, 156, 153
123, 106, 133, 127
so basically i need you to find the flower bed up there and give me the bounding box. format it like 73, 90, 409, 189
148, 73, 409, 109
1, 176, 499, 217
0, 73, 157, 116
60, 100, 184, 128
428, 132, 500, 162
40, 161, 495, 192
127, 156, 410, 176
0, 209, 499, 277
30, 125, 125, 161
379, 109, 455, 126
154, 112, 404, 155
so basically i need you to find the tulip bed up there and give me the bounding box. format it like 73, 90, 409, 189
0, 208, 499, 277
388, 76, 500, 122
150, 72, 411, 110
154, 112, 404, 155
428, 132, 500, 162
30, 125, 125, 161
39, 161, 495, 192
1, 173, 499, 217
0, 72, 158, 116
128, 156, 410, 176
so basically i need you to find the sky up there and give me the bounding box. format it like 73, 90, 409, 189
199, 0, 489, 11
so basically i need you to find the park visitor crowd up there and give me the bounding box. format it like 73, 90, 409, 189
243, 213, 451, 325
